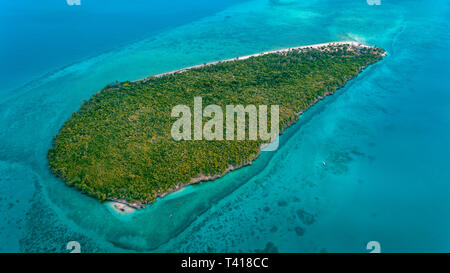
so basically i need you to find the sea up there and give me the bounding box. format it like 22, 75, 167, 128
0, 0, 449, 252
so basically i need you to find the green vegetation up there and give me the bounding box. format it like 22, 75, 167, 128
48, 44, 385, 204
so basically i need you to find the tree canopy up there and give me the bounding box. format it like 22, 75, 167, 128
48, 44, 385, 204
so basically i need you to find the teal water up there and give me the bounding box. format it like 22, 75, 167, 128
0, 0, 245, 93
0, 0, 449, 252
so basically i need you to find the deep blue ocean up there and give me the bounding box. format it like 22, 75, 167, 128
0, 0, 449, 252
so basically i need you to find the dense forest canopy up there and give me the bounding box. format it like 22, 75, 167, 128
48, 44, 385, 204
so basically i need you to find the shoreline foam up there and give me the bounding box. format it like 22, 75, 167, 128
135, 41, 383, 82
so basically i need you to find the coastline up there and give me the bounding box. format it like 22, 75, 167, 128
107, 153, 259, 210
135, 41, 384, 82
108, 41, 386, 212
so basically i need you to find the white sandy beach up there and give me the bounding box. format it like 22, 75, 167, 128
107, 201, 136, 215
136, 41, 380, 82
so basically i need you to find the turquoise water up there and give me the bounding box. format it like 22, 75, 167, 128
0, 0, 244, 93
0, 0, 449, 252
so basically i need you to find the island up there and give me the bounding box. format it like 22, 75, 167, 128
47, 42, 386, 209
